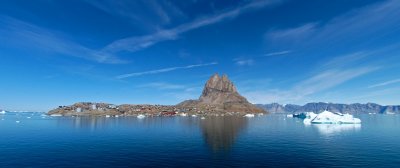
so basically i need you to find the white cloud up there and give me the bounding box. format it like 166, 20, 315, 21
264, 50, 291, 57
85, 0, 186, 28
242, 52, 380, 104
368, 79, 400, 88
0, 16, 125, 64
266, 23, 316, 42
101, 0, 281, 54
265, 0, 400, 47
116, 62, 218, 79
234, 58, 254, 66
137, 82, 186, 90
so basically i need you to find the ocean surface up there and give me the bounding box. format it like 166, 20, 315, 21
1, 112, 400, 167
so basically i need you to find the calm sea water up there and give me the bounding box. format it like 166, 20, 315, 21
0, 113, 399, 167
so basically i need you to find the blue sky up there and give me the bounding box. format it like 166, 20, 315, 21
1, 0, 400, 111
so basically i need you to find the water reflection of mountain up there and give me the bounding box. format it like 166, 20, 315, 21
200, 116, 248, 152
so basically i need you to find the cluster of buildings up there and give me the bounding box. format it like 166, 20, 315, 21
49, 102, 254, 117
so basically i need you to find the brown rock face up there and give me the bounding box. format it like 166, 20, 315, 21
200, 74, 247, 104
178, 73, 265, 113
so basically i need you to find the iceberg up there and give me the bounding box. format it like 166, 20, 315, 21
50, 114, 62, 117
244, 114, 255, 118
137, 114, 145, 119
303, 110, 361, 124
0, 110, 6, 114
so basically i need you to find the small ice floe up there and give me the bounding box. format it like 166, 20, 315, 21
304, 110, 361, 124
258, 113, 264, 116
286, 114, 293, 118
137, 114, 146, 119
180, 113, 188, 117
191, 115, 197, 117
105, 115, 111, 118
50, 114, 62, 117
16, 120, 20, 123
244, 114, 255, 118
115, 115, 119, 118
26, 117, 31, 119
201, 117, 206, 120
0, 110, 6, 114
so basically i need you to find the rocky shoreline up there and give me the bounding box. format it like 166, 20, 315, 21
47, 102, 262, 117
48, 74, 266, 117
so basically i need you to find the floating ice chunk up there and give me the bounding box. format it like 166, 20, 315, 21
305, 110, 361, 124
50, 114, 62, 117
244, 114, 255, 118
286, 114, 293, 118
191, 115, 197, 117
201, 117, 205, 120
105, 115, 110, 118
16, 120, 20, 123
137, 114, 145, 119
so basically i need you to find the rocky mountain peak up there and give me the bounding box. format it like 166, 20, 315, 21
202, 73, 237, 95
177, 73, 265, 113
199, 74, 246, 104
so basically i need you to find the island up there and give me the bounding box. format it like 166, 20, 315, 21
48, 74, 266, 117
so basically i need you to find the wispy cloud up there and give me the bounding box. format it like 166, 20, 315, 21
293, 67, 378, 96
265, 0, 400, 48
243, 52, 379, 104
234, 58, 254, 66
116, 62, 218, 79
0, 16, 124, 64
368, 79, 400, 88
321, 52, 368, 69
264, 50, 291, 57
101, 0, 281, 54
266, 23, 317, 42
137, 82, 186, 90
85, 0, 186, 29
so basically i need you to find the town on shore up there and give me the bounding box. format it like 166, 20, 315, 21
48, 74, 266, 117
48, 102, 263, 117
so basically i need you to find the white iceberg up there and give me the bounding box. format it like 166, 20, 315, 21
50, 114, 62, 117
244, 114, 255, 118
303, 110, 361, 124
137, 114, 145, 119
0, 110, 6, 114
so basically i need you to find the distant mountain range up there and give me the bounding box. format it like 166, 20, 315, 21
256, 102, 400, 114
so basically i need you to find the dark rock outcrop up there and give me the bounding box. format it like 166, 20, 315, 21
178, 74, 265, 113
